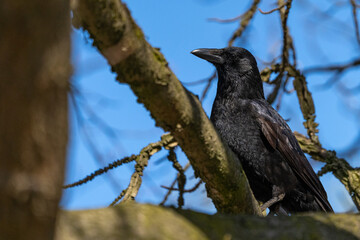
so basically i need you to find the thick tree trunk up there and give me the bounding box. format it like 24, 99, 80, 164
0, 1, 70, 239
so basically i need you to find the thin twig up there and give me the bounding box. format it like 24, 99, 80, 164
289, 35, 297, 67
160, 162, 191, 206
161, 180, 203, 193
63, 155, 136, 188
350, 0, 360, 45
280, 0, 293, 71
304, 58, 360, 73
314, 71, 344, 90
182, 71, 216, 86
208, 13, 245, 23
167, 149, 186, 209
200, 71, 217, 101
267, 78, 282, 104
258, 2, 287, 14
109, 189, 127, 206
228, 0, 261, 46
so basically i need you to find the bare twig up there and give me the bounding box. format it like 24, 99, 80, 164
182, 71, 216, 86
314, 71, 344, 90
279, 0, 293, 71
109, 189, 127, 206
160, 162, 191, 206
305, 58, 360, 73
228, 0, 261, 46
166, 149, 186, 209
276, 75, 290, 110
289, 35, 297, 67
282, 74, 294, 93
258, 2, 287, 14
200, 71, 217, 101
182, 71, 217, 102
153, 155, 168, 165
350, 0, 360, 45
304, 57, 360, 89
266, 73, 282, 104
161, 180, 203, 193
260, 64, 280, 83
63, 155, 136, 189
208, 13, 245, 23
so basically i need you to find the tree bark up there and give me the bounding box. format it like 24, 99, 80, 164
55, 202, 360, 240
0, 0, 71, 239
71, 0, 261, 215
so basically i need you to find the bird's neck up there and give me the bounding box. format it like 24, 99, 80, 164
215, 68, 265, 100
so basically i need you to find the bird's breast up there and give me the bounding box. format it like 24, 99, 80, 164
210, 99, 264, 160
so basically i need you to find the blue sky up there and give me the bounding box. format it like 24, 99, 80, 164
62, 0, 360, 213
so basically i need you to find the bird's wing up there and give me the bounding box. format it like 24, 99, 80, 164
250, 100, 333, 212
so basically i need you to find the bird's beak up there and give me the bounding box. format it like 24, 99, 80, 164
191, 48, 224, 64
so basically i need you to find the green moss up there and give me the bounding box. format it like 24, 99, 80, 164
134, 25, 145, 40
152, 48, 168, 66
83, 0, 126, 49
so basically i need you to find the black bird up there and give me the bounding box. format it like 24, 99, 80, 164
191, 47, 333, 214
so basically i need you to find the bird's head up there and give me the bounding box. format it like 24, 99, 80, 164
191, 47, 257, 73
191, 47, 264, 99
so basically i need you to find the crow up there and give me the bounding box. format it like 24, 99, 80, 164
191, 47, 333, 214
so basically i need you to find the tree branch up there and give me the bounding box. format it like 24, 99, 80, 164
56, 202, 360, 240
295, 132, 360, 211
259, 2, 287, 14
304, 58, 360, 73
228, 0, 261, 46
72, 0, 261, 215
350, 0, 360, 45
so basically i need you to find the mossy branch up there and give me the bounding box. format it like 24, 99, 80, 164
295, 132, 360, 211
288, 66, 320, 144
